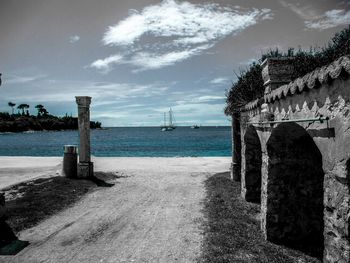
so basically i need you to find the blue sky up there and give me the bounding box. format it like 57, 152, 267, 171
0, 0, 349, 126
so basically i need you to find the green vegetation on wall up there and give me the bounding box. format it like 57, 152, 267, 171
225, 25, 350, 115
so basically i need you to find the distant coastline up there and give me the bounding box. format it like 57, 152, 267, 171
0, 112, 101, 133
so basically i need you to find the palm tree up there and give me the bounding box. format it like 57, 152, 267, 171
35, 104, 44, 116
8, 102, 16, 115
39, 108, 48, 116
17, 104, 30, 115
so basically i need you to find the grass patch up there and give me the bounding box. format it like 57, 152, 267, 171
199, 172, 320, 263
4, 172, 122, 234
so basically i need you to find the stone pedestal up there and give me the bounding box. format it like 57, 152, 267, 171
75, 96, 93, 178
77, 162, 94, 178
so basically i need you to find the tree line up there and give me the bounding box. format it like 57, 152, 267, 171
0, 102, 102, 132
7, 102, 49, 117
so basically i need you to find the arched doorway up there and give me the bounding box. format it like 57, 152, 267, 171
266, 122, 324, 258
243, 125, 262, 203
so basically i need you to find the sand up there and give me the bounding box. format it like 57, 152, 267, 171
0, 157, 230, 263
0, 157, 62, 190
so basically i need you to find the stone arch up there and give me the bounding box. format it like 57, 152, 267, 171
242, 125, 262, 203
265, 122, 324, 258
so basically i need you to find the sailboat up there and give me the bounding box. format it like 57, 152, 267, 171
161, 108, 176, 131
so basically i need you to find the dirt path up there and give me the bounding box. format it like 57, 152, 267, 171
0, 157, 230, 263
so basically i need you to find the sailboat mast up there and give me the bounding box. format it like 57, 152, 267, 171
169, 108, 173, 126
164, 112, 167, 126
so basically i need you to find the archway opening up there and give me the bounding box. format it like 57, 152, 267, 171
266, 123, 324, 258
244, 125, 262, 203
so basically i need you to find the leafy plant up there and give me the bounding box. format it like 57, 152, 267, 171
17, 104, 30, 115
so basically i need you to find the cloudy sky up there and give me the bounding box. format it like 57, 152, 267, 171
1, 0, 349, 126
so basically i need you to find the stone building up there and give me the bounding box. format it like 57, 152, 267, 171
231, 55, 350, 262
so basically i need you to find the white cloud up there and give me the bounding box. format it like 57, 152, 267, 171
6, 74, 47, 84
69, 35, 80, 43
279, 1, 320, 20
174, 95, 225, 106
210, 77, 229, 85
170, 102, 224, 118
91, 44, 213, 72
193, 95, 225, 103
90, 54, 124, 73
103, 1, 270, 47
129, 44, 213, 72
2, 78, 169, 103
103, 14, 147, 46
305, 9, 350, 30
1, 72, 229, 126
92, 0, 272, 72
279, 1, 350, 31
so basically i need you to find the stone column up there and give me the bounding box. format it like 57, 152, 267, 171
76, 96, 93, 178
231, 112, 241, 181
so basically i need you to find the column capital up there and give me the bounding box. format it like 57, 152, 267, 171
75, 96, 92, 107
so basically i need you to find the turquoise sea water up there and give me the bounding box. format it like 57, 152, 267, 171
0, 126, 231, 157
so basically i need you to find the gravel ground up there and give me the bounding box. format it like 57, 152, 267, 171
0, 157, 230, 263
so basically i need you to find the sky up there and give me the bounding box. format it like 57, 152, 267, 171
0, 0, 349, 127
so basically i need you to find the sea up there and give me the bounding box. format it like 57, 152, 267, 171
0, 126, 231, 157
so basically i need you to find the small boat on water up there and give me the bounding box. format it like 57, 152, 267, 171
161, 108, 176, 131
190, 124, 199, 129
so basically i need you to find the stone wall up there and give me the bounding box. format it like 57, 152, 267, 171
238, 56, 350, 262
231, 113, 242, 181
266, 122, 324, 257
241, 125, 262, 203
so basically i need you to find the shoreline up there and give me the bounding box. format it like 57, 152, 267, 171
0, 126, 230, 135
0, 127, 105, 135
0, 156, 231, 190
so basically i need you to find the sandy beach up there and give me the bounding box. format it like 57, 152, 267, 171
0, 157, 62, 190
0, 157, 230, 263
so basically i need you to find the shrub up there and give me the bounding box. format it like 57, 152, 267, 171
225, 25, 350, 115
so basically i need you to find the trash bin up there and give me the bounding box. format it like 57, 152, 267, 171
63, 145, 77, 178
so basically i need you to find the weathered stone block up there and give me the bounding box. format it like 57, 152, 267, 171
77, 162, 94, 178
261, 57, 294, 94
